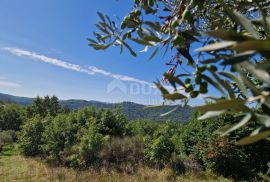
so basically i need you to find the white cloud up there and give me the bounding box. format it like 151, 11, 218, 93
0, 80, 21, 88
3, 47, 95, 75
4, 47, 153, 86
88, 66, 151, 85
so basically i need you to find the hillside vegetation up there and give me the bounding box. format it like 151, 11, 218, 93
0, 93, 192, 122
1, 96, 270, 181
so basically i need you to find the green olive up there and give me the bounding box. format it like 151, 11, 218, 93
207, 65, 218, 72
199, 82, 208, 94
197, 66, 206, 73
185, 84, 193, 93
185, 78, 191, 84
195, 76, 202, 84
135, 10, 141, 16
190, 91, 199, 98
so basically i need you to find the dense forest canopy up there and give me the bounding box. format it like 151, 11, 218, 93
89, 0, 270, 145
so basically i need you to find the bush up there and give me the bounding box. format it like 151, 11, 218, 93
203, 138, 249, 179
78, 124, 108, 168
42, 114, 78, 163
145, 135, 175, 167
127, 120, 159, 137
75, 107, 98, 126
0, 130, 15, 151
99, 136, 145, 172
94, 108, 128, 136
19, 116, 49, 156
179, 113, 270, 180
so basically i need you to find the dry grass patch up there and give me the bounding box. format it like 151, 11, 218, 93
0, 145, 231, 182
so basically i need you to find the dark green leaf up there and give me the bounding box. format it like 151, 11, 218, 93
225, 9, 260, 39
232, 40, 270, 51
144, 35, 162, 42
221, 51, 256, 65
120, 40, 137, 56
196, 41, 236, 52
131, 38, 154, 46
236, 130, 270, 145
164, 73, 186, 88
97, 12, 105, 22
211, 72, 235, 99
218, 71, 248, 97
207, 31, 254, 41
155, 82, 169, 95
221, 113, 252, 136
163, 93, 187, 100
195, 99, 250, 112
148, 47, 159, 61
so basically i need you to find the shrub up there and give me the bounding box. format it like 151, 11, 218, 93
42, 114, 78, 163
78, 124, 108, 168
99, 136, 145, 172
94, 108, 128, 136
127, 120, 159, 137
144, 122, 181, 168
180, 113, 270, 180
75, 107, 98, 126
0, 130, 14, 151
203, 138, 250, 180
145, 135, 175, 167
19, 116, 49, 156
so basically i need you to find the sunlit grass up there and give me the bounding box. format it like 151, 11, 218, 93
0, 144, 231, 182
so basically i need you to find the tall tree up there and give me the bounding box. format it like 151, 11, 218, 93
27, 96, 60, 118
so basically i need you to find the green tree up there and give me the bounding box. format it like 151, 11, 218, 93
0, 104, 25, 131
41, 114, 78, 162
89, 1, 270, 144
19, 116, 50, 156
27, 96, 60, 118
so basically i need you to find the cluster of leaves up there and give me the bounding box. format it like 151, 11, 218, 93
26, 95, 61, 118
89, 0, 270, 144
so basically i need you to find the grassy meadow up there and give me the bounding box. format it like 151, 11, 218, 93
0, 145, 230, 182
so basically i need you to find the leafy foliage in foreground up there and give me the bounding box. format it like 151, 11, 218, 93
89, 0, 270, 144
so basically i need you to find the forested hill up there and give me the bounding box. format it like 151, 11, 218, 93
0, 93, 193, 122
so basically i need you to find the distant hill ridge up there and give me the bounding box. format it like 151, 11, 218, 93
0, 93, 193, 122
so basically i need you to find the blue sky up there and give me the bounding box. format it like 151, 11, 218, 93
0, 0, 203, 105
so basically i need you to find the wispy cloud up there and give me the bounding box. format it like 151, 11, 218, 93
3, 47, 153, 85
3, 47, 95, 75
88, 66, 151, 85
0, 77, 21, 88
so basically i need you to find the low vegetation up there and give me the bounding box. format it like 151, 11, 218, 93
1, 96, 270, 181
